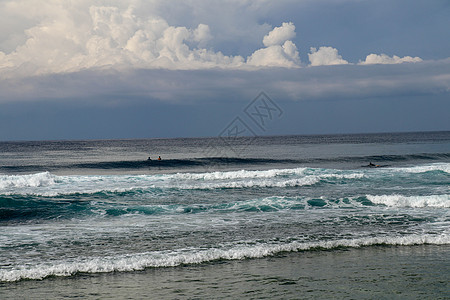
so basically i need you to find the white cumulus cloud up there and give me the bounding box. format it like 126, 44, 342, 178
308, 46, 348, 66
0, 2, 249, 77
359, 53, 423, 65
192, 24, 212, 46
262, 22, 296, 47
247, 41, 300, 68
0, 1, 302, 77
0, 0, 429, 78
247, 23, 300, 68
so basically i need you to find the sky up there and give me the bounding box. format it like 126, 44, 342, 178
0, 0, 449, 141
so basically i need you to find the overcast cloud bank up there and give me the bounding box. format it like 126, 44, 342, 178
1, 59, 448, 106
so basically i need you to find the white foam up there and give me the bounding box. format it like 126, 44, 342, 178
1, 233, 448, 282
172, 169, 364, 190
0, 172, 139, 197
178, 171, 365, 190
321, 173, 365, 180
214, 196, 305, 212
391, 163, 450, 174
171, 168, 307, 181
178, 176, 321, 190
0, 172, 56, 189
0, 168, 366, 196
367, 194, 450, 208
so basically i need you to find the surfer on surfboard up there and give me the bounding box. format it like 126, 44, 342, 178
368, 162, 381, 167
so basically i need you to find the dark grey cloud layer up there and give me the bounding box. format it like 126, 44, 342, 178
1, 60, 449, 140
1, 59, 448, 104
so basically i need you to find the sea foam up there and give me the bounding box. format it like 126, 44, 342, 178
366, 194, 450, 208
0, 172, 56, 189
0, 168, 365, 196
1, 233, 448, 282
391, 163, 450, 174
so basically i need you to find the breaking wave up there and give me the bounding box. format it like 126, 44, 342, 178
0, 172, 57, 189
366, 194, 450, 208
0, 167, 366, 196
1, 233, 448, 282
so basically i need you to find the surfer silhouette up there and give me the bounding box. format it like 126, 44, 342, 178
158, 156, 161, 161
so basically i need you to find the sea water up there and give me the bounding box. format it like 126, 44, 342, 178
0, 132, 449, 298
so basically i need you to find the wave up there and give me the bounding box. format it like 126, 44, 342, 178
90, 194, 450, 215
1, 152, 449, 173
2, 162, 449, 197
2, 192, 447, 223
172, 168, 307, 180
0, 168, 310, 190
390, 163, 450, 174
1, 233, 448, 282
0, 172, 57, 189
177, 176, 322, 190
366, 194, 450, 208
65, 152, 450, 169
72, 157, 299, 169
360, 152, 450, 163
0, 157, 297, 173
0, 195, 349, 221
1, 161, 448, 197
1, 161, 447, 186
0, 168, 367, 196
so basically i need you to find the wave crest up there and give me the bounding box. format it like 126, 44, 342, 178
366, 194, 450, 208
392, 163, 450, 174
0, 172, 56, 189
0, 168, 366, 196
1, 233, 448, 282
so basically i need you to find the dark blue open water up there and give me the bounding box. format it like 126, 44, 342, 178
1, 132, 449, 298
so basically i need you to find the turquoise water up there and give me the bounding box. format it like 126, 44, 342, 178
0, 132, 449, 298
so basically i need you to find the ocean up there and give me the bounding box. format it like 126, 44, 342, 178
1, 132, 449, 299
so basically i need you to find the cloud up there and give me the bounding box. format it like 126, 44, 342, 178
247, 22, 300, 68
262, 22, 296, 47
192, 24, 212, 47
0, 2, 249, 77
0, 1, 306, 77
0, 0, 436, 79
1, 59, 448, 106
359, 53, 423, 65
308, 46, 348, 66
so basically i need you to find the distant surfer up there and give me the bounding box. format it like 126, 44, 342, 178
158, 156, 161, 161
147, 157, 152, 161
368, 162, 381, 167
